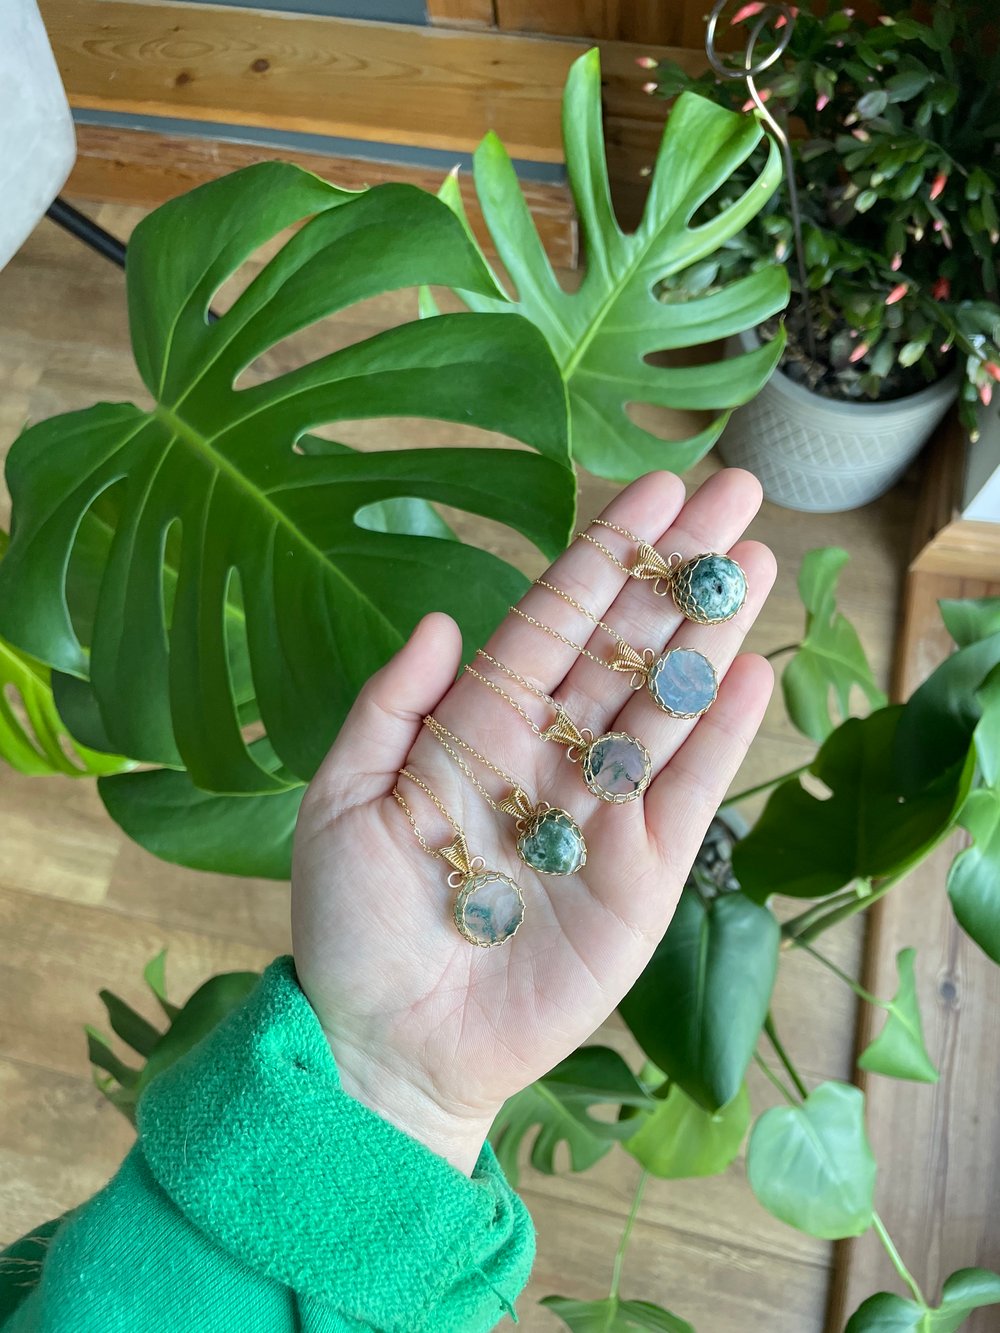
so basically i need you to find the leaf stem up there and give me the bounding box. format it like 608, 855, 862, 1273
799, 941, 882, 1006
781, 885, 868, 942
872, 1210, 928, 1308
752, 1051, 799, 1105
723, 761, 811, 807
609, 1168, 649, 1302
764, 642, 801, 662
763, 1014, 809, 1100
784, 871, 907, 946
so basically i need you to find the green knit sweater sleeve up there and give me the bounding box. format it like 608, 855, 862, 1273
0, 956, 534, 1332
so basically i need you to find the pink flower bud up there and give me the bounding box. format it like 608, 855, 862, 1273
843, 7, 855, 14
930, 171, 948, 201
886, 282, 908, 305
985, 361, 1000, 382
731, 2, 765, 23
890, 253, 902, 271
849, 341, 870, 363
816, 92, 830, 111
635, 55, 658, 69
638, 165, 652, 177
981, 381, 993, 407
852, 128, 870, 141
932, 276, 951, 301
642, 81, 658, 93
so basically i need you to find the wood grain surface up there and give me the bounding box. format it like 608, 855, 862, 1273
0, 200, 930, 1331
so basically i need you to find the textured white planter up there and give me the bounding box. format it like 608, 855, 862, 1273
718, 329, 959, 512
0, 0, 76, 273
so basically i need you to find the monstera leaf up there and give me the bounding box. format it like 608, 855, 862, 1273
0, 165, 574, 796
846, 1269, 1000, 1333
436, 50, 789, 480
542, 1297, 694, 1332
0, 531, 128, 778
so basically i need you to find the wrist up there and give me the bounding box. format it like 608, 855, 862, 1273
322, 1029, 496, 1176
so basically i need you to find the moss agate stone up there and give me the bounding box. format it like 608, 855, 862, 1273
518, 808, 586, 876
454, 871, 524, 947
648, 647, 718, 718
673, 554, 747, 624
582, 732, 651, 803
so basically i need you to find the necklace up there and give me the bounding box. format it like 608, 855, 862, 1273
580, 519, 748, 625
519, 579, 719, 720
423, 716, 587, 876
393, 769, 524, 947
466, 651, 652, 804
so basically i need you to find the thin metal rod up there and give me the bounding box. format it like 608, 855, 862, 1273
46, 196, 127, 269
705, 0, 817, 362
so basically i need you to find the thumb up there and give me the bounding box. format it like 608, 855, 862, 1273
308, 612, 463, 807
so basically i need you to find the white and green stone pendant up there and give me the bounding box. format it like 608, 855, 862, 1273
542, 707, 652, 805
440, 832, 524, 948
498, 787, 587, 876
610, 643, 719, 720
632, 545, 748, 625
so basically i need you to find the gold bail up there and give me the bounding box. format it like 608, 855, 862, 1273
542, 706, 587, 751
439, 830, 475, 877
609, 641, 651, 678
498, 786, 535, 822
630, 542, 676, 585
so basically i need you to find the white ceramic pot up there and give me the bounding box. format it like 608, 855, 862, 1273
0, 0, 76, 273
718, 329, 959, 512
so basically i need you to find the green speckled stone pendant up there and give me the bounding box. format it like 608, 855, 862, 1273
633, 545, 747, 624
500, 788, 588, 876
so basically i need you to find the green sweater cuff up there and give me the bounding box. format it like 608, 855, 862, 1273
136, 956, 533, 1331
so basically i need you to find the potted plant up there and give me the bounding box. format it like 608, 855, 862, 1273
647, 0, 1000, 512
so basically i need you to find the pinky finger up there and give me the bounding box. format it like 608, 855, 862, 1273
643, 654, 774, 877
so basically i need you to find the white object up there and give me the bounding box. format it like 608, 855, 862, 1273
0, 0, 76, 273
962, 400, 1000, 522
718, 329, 959, 512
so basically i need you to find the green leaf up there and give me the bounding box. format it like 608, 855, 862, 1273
541, 1296, 694, 1333
85, 1026, 140, 1091
747, 1082, 876, 1239
489, 1046, 651, 1187
970, 663, 1000, 786
97, 989, 163, 1059
444, 50, 789, 481
0, 166, 574, 794
143, 949, 180, 1022
782, 547, 886, 741
624, 1077, 750, 1178
0, 532, 129, 777
948, 787, 1000, 964
846, 1268, 1000, 1332
893, 631, 1000, 796
898, 340, 928, 368
858, 948, 938, 1083
885, 69, 931, 102
736, 708, 969, 901
857, 90, 889, 118
619, 890, 779, 1111
940, 597, 1000, 649
99, 757, 303, 879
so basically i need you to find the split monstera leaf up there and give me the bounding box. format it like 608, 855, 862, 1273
0, 51, 789, 876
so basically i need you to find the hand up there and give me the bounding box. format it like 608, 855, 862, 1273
291, 469, 775, 1174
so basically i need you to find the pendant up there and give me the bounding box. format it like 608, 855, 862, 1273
631, 545, 747, 624
499, 788, 587, 876
440, 832, 524, 947
647, 646, 718, 718
543, 709, 652, 804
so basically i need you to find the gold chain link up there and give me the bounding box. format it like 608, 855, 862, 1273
424, 715, 529, 813
579, 519, 683, 584
393, 768, 462, 860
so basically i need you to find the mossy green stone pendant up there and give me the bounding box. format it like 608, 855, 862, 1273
630, 544, 747, 624
542, 708, 652, 804
439, 832, 525, 948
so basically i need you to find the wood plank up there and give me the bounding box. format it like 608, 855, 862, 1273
66, 123, 578, 268
41, 0, 581, 161
495, 0, 711, 47
426, 0, 495, 26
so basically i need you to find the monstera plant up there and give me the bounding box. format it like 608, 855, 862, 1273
0, 50, 787, 876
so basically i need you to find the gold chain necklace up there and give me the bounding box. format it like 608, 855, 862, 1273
518, 580, 719, 720
393, 769, 524, 948
579, 519, 748, 625
465, 651, 652, 805
423, 716, 587, 876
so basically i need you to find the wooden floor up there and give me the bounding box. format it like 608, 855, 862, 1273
0, 203, 919, 1330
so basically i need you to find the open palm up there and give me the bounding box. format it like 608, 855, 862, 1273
292, 469, 775, 1173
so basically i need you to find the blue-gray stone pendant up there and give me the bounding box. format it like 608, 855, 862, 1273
648, 647, 718, 718
517, 806, 587, 876
454, 871, 525, 948
671, 553, 747, 625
